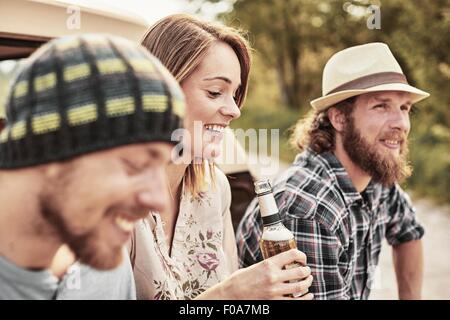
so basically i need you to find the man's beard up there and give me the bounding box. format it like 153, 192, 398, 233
38, 171, 123, 270
39, 198, 123, 270
342, 116, 412, 187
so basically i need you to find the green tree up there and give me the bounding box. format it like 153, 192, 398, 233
218, 0, 381, 111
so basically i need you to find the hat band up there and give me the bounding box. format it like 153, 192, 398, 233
326, 72, 408, 95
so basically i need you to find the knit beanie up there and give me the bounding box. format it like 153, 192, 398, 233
0, 34, 185, 169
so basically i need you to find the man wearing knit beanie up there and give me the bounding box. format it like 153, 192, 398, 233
0, 34, 185, 299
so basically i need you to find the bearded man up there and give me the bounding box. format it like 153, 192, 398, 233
236, 43, 430, 300
0, 34, 185, 299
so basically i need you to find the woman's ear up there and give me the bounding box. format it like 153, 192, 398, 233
327, 107, 346, 133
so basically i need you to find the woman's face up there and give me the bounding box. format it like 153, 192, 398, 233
180, 41, 242, 160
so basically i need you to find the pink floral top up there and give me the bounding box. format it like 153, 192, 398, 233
128, 167, 239, 300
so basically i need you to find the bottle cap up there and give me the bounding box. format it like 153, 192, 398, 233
254, 179, 272, 196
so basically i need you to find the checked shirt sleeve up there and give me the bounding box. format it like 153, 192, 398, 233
385, 184, 425, 246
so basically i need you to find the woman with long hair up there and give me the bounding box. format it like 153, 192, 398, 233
129, 14, 313, 300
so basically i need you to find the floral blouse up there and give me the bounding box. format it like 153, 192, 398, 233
128, 166, 239, 300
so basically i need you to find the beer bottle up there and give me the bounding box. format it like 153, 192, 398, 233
255, 179, 303, 272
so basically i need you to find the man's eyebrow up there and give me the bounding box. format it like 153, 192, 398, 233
373, 97, 412, 106
147, 147, 172, 165
373, 97, 392, 103
147, 147, 162, 159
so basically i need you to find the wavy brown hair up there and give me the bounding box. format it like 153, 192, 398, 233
290, 97, 356, 153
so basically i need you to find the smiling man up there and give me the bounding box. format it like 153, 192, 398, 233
0, 34, 185, 299
237, 43, 430, 299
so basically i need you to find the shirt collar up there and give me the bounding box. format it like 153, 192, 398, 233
360, 179, 384, 212
295, 149, 364, 206
309, 150, 386, 209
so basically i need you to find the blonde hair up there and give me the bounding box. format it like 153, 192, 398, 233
141, 14, 252, 198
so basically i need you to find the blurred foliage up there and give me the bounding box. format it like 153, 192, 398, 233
193, 0, 450, 203
230, 99, 300, 162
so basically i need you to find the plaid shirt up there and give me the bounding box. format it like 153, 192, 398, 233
236, 150, 424, 300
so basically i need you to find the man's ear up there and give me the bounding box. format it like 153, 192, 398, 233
327, 107, 346, 133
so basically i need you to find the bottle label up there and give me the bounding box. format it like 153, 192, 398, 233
261, 213, 282, 226
258, 193, 279, 218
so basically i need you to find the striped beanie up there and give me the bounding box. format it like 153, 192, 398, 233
0, 34, 185, 169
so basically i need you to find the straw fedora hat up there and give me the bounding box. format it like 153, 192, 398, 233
311, 42, 430, 111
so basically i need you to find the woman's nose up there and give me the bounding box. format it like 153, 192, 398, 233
221, 98, 241, 120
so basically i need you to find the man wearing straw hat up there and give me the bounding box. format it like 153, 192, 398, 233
237, 42, 429, 299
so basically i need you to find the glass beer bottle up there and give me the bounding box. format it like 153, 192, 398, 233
255, 180, 303, 282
